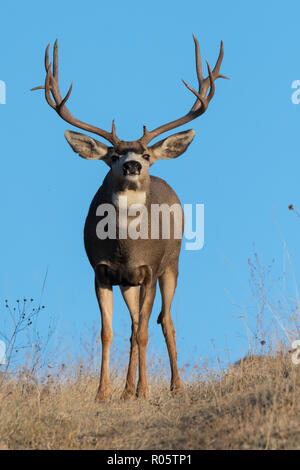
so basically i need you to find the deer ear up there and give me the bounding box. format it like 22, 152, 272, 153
64, 130, 110, 164
149, 129, 195, 163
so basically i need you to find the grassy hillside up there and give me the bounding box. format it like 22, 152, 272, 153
0, 352, 299, 450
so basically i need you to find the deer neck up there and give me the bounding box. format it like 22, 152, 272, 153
108, 173, 150, 210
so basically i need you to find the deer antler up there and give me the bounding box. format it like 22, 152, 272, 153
31, 40, 120, 146
139, 35, 229, 146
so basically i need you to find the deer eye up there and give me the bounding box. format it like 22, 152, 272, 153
111, 155, 120, 163
143, 154, 150, 161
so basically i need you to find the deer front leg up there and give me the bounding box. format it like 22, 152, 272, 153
158, 264, 182, 392
94, 279, 113, 402
136, 281, 157, 399
120, 285, 139, 400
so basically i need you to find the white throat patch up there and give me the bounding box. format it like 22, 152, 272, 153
112, 190, 146, 209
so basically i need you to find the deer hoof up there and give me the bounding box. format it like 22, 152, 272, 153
136, 386, 149, 399
170, 378, 182, 394
95, 387, 111, 402
120, 388, 135, 401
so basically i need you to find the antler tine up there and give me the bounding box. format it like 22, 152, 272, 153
31, 41, 120, 146
111, 120, 118, 140
192, 33, 203, 84
182, 61, 215, 114
53, 39, 59, 79
44, 43, 50, 72
44, 62, 56, 109
193, 40, 228, 100
31, 43, 51, 92
59, 82, 73, 109
206, 61, 215, 102
181, 79, 206, 111
139, 35, 228, 146
213, 41, 229, 80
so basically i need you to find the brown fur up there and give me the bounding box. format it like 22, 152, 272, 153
31, 35, 227, 401
85, 173, 184, 400
63, 129, 195, 401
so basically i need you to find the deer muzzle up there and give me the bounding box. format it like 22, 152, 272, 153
123, 160, 142, 176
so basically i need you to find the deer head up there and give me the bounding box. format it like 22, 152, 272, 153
31, 36, 228, 189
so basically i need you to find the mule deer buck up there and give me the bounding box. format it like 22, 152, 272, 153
32, 36, 227, 401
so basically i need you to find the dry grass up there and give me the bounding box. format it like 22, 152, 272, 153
0, 352, 299, 450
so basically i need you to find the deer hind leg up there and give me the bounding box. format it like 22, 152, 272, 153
120, 285, 139, 400
158, 263, 182, 392
94, 278, 113, 402
136, 281, 157, 399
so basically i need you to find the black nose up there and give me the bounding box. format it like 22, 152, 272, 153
123, 160, 142, 175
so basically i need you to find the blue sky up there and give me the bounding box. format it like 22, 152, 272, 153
1, 0, 300, 371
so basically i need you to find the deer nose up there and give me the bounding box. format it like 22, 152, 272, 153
123, 160, 142, 175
